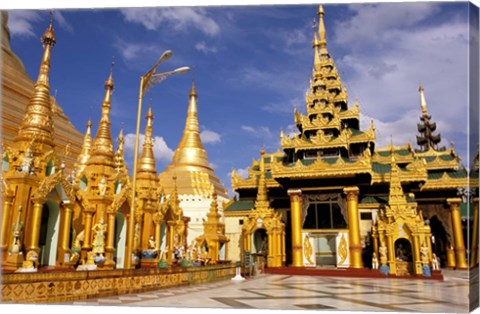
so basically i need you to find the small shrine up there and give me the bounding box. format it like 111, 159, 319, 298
241, 150, 285, 269
372, 150, 434, 276
194, 191, 229, 265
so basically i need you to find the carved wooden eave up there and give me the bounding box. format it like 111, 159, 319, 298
224, 210, 252, 217
370, 161, 428, 184
414, 146, 460, 170
420, 172, 469, 191
232, 168, 281, 190
31, 170, 76, 203
372, 145, 415, 164
281, 126, 374, 151
271, 154, 371, 179
110, 185, 132, 212
338, 103, 360, 120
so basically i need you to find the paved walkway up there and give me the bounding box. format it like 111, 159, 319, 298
64, 269, 476, 313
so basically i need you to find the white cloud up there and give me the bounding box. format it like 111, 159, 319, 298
195, 41, 217, 54
8, 11, 42, 37
114, 39, 160, 61
120, 7, 220, 36
261, 97, 302, 114
53, 11, 73, 33
334, 3, 440, 46
230, 167, 249, 179
200, 129, 221, 144
8, 10, 73, 38
124, 133, 174, 163
241, 125, 273, 138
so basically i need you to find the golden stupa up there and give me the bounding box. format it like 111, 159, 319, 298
1, 12, 83, 169
159, 82, 227, 198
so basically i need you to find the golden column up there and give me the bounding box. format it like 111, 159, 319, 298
470, 199, 479, 267
167, 221, 174, 264
153, 214, 162, 254
412, 233, 421, 275
82, 211, 94, 252
26, 200, 44, 254
343, 187, 363, 269
446, 245, 456, 268
1, 196, 14, 252
448, 198, 468, 269
287, 189, 303, 267
104, 210, 116, 268
58, 203, 73, 265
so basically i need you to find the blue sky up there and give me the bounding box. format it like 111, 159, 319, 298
5, 1, 475, 195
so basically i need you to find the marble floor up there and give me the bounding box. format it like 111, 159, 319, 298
63, 269, 477, 313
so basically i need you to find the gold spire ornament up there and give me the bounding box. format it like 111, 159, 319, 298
14, 19, 57, 150
317, 5, 328, 56
160, 82, 227, 198
87, 71, 115, 167
138, 107, 157, 174
419, 85, 429, 116
76, 119, 93, 177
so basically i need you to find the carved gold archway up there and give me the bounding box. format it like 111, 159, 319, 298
242, 206, 285, 268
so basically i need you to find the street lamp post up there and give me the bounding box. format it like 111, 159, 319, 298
125, 51, 190, 269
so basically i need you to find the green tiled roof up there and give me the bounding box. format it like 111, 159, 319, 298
225, 200, 254, 212
372, 162, 391, 174
428, 170, 467, 180
439, 155, 454, 161
424, 156, 436, 162
350, 129, 363, 136
397, 149, 410, 156
377, 151, 390, 157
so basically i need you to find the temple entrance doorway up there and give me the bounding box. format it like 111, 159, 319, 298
310, 233, 337, 266
394, 238, 413, 275
252, 228, 268, 270
114, 213, 126, 269
39, 201, 60, 267
429, 216, 447, 266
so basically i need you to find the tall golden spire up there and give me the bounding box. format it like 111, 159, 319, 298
15, 18, 57, 150
137, 107, 157, 174
76, 119, 93, 174
160, 82, 228, 198
255, 149, 269, 208
87, 70, 115, 166
169, 82, 209, 168
388, 145, 407, 207
313, 33, 321, 71
419, 85, 429, 116
115, 128, 127, 173
317, 5, 328, 56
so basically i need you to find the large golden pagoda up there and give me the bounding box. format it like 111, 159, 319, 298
159, 82, 228, 245
224, 5, 476, 275
160, 83, 227, 198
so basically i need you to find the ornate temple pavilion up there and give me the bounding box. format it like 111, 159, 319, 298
224, 5, 478, 276
0, 12, 228, 274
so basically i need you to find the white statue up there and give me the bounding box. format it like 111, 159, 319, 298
372, 252, 379, 270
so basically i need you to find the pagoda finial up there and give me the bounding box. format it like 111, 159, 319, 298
317, 5, 328, 55
88, 69, 115, 167
419, 84, 428, 116
115, 128, 127, 173
14, 17, 57, 150
137, 107, 157, 174
170, 83, 209, 168
255, 149, 269, 206
75, 119, 93, 175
